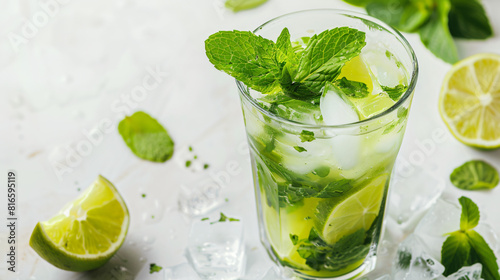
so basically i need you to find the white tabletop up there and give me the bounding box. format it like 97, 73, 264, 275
1, 0, 500, 279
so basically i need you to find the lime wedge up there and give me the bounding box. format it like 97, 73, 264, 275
439, 53, 500, 149
316, 174, 387, 244
29, 175, 129, 271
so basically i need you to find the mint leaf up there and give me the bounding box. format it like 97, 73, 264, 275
382, 84, 408, 101
332, 77, 369, 98
294, 146, 307, 153
205, 31, 281, 93
459, 196, 480, 231
284, 27, 366, 98
300, 130, 315, 142
118, 111, 174, 162
441, 231, 471, 276
276, 28, 299, 69
418, 0, 459, 64
149, 263, 163, 274
341, 0, 372, 7
466, 230, 500, 280
366, 0, 433, 33
450, 160, 499, 191
316, 180, 352, 198
448, 0, 493, 39
225, 0, 268, 12
290, 234, 299, 245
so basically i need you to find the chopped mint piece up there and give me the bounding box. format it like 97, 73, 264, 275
118, 111, 174, 162
290, 234, 299, 245
225, 0, 268, 12
382, 84, 408, 101
459, 196, 479, 231
141, 194, 146, 198
210, 212, 240, 224
201, 217, 209, 221
300, 130, 315, 142
316, 179, 352, 198
294, 146, 307, 153
149, 263, 162, 274
397, 250, 412, 270
189, 146, 193, 152
77, 188, 80, 192
441, 196, 500, 278
151, 215, 155, 219
185, 160, 192, 167
225, 198, 229, 202
450, 160, 499, 191
332, 77, 369, 98
194, 155, 198, 159
203, 164, 210, 169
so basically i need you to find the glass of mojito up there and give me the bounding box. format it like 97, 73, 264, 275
205, 9, 417, 279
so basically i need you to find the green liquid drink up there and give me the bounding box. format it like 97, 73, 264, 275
205, 9, 417, 280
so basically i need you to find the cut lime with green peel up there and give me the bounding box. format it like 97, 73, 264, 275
29, 175, 129, 271
316, 174, 387, 245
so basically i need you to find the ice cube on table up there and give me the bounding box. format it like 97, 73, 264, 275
414, 199, 460, 260
445, 264, 483, 280
320, 83, 361, 170
178, 178, 224, 217
392, 234, 445, 280
388, 164, 446, 230
186, 218, 245, 279
164, 263, 201, 280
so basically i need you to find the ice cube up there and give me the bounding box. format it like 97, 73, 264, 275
186, 217, 245, 279
178, 178, 224, 217
320, 84, 361, 170
388, 163, 446, 230
414, 198, 499, 262
361, 47, 407, 88
392, 234, 445, 280
164, 263, 201, 280
413, 199, 460, 260
320, 83, 360, 126
446, 264, 483, 280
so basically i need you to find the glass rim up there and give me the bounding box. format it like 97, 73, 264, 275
236, 9, 419, 130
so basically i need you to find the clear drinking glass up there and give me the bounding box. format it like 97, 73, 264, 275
237, 10, 418, 280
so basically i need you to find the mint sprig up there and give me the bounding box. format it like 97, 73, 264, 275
205, 27, 366, 98
441, 197, 500, 279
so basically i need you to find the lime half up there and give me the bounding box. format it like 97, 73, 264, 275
439, 53, 500, 149
316, 174, 387, 244
29, 175, 130, 271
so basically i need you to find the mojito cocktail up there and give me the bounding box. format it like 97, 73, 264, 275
205, 9, 417, 279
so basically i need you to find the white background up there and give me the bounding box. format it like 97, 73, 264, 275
1, 0, 499, 279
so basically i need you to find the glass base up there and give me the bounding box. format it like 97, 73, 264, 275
279, 256, 377, 280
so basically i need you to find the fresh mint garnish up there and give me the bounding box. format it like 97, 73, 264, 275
209, 212, 240, 224
332, 77, 369, 99
149, 263, 163, 274
300, 130, 315, 142
441, 196, 500, 279
382, 84, 408, 101
450, 160, 499, 191
294, 146, 307, 153
225, 0, 268, 12
118, 111, 174, 162
205, 27, 366, 98
316, 180, 352, 198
